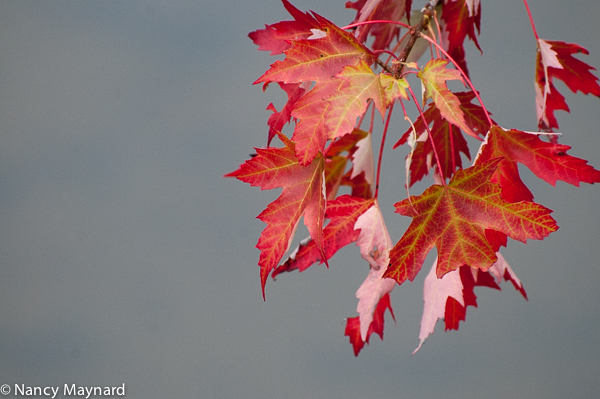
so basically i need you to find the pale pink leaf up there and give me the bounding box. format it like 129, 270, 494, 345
487, 252, 527, 299
465, 0, 481, 17
536, 39, 562, 127
354, 201, 392, 269
308, 29, 327, 40
355, 266, 396, 342
350, 133, 374, 186
354, 201, 395, 340
414, 257, 463, 354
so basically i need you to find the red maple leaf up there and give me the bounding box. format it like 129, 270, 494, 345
418, 59, 479, 140
443, 254, 527, 330
272, 195, 373, 277
345, 293, 395, 356
396, 105, 469, 186
394, 92, 490, 186
239, 0, 600, 355
345, 0, 412, 50
248, 0, 320, 55
255, 14, 374, 85
441, 265, 499, 331
477, 126, 600, 203
226, 133, 326, 298
384, 158, 558, 286
289, 64, 406, 166
535, 39, 600, 130
440, 0, 482, 76
324, 155, 348, 200
273, 130, 374, 277
273, 128, 373, 277
290, 78, 345, 165
443, 263, 500, 330
325, 128, 372, 199
325, 61, 392, 139
341, 169, 374, 199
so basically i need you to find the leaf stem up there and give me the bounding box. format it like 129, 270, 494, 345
375, 103, 394, 199
375, 58, 395, 75
369, 99, 376, 134
449, 124, 456, 172
407, 85, 446, 185
341, 20, 411, 31
431, 8, 443, 59
522, 0, 539, 41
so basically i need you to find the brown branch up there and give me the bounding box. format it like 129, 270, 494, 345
394, 0, 440, 78
375, 58, 394, 75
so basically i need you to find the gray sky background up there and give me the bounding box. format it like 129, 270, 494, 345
1, 1, 599, 398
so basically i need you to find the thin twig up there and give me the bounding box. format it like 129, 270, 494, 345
375, 104, 394, 199
522, 0, 539, 41
407, 85, 446, 185
395, 0, 441, 78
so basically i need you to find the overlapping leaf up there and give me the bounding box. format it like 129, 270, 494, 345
535, 39, 600, 130
255, 14, 374, 85
380, 74, 410, 104
349, 132, 375, 186
353, 201, 396, 340
324, 129, 375, 200
273, 195, 373, 277
440, 0, 481, 76
393, 91, 490, 186
326, 128, 373, 199
414, 257, 465, 354
326, 60, 390, 139
266, 82, 306, 146
478, 126, 600, 202
396, 91, 490, 144
346, 0, 412, 50
238, 0, 600, 355
272, 128, 372, 275
345, 293, 395, 356
444, 254, 526, 329
384, 158, 558, 285
226, 133, 326, 297
414, 252, 526, 353
248, 0, 320, 55
290, 63, 407, 165
291, 79, 345, 165
418, 59, 479, 139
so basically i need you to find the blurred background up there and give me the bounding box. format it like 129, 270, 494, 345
1, 1, 599, 398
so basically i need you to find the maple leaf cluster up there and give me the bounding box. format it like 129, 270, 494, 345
228, 0, 600, 355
